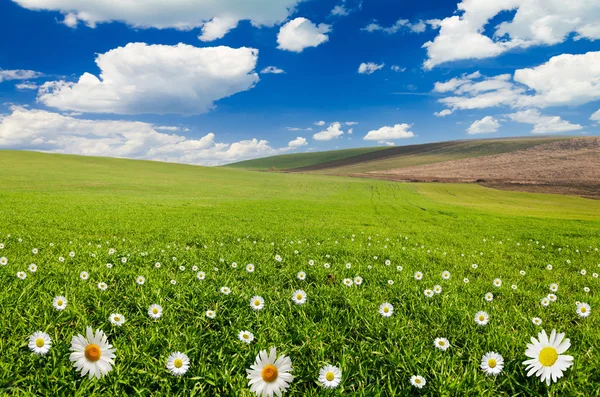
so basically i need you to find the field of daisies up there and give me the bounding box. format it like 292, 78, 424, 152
1, 151, 599, 395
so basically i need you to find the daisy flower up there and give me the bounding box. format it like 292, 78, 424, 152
166, 352, 190, 376
318, 365, 341, 389
148, 304, 163, 319
246, 264, 255, 273
106, 263, 113, 269
387, 280, 394, 285
205, 310, 216, 319
155, 262, 161, 269
109, 313, 125, 326
121, 257, 127, 264
53, 296, 68, 311
546, 264, 553, 271
108, 248, 115, 255
397, 266, 403, 271
136, 276, 145, 285
32, 248, 38, 254
28, 264, 37, 273
580, 269, 587, 276
297, 271, 306, 280
472, 264, 478, 269
493, 278, 502, 287
385, 259, 391, 266
69, 251, 75, 258
520, 270, 526, 276
379, 303, 393, 317
485, 293, 494, 302
80, 271, 89, 280
17, 271, 27, 280
576, 302, 590, 318
354, 276, 363, 286
433, 285, 442, 294
441, 271, 450, 280
275, 255, 282, 262
220, 286, 231, 295
343, 278, 353, 287
424, 289, 434, 298
434, 337, 450, 351
474, 311, 489, 326
512, 284, 518, 290
532, 317, 543, 326
481, 352, 504, 376
308, 260, 314, 266
0, 257, 7, 266
247, 347, 293, 397
346, 263, 351, 269
230, 263, 237, 269
179, 265, 185, 271
410, 375, 426, 389
523, 329, 573, 385
29, 331, 52, 356
170, 280, 176, 285
323, 263, 330, 269
196, 271, 206, 280
463, 278, 469, 283
69, 327, 116, 379
547, 294, 557, 302
238, 330, 254, 344
414, 271, 423, 281
251, 296, 265, 311
291, 290, 307, 305
541, 298, 550, 307
550, 283, 558, 292
98, 282, 108, 291
192, 265, 199, 271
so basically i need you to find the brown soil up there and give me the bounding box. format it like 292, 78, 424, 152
352, 137, 600, 199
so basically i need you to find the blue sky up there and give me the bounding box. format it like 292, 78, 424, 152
0, 0, 599, 165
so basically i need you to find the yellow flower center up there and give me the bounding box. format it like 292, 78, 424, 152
415, 378, 422, 384
57, 300, 63, 306
479, 315, 485, 321
488, 359, 497, 368
152, 308, 159, 314
35, 338, 45, 348
114, 316, 120, 322
383, 307, 389, 313
539, 347, 558, 367
296, 294, 303, 300
261, 364, 278, 383
581, 307, 587, 313
243, 334, 249, 339
84, 344, 102, 362
326, 371, 335, 381
254, 300, 261, 306
173, 358, 183, 368
439, 341, 445, 346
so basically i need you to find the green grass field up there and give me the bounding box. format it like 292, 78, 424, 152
1, 150, 599, 396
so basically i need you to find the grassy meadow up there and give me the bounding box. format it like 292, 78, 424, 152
0, 150, 599, 396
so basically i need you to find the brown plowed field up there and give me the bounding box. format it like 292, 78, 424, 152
352, 137, 600, 199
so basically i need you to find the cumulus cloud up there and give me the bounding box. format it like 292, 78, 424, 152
435, 52, 600, 112
12, 0, 304, 41
288, 136, 308, 147
330, 5, 349, 16
591, 109, 600, 121
37, 43, 259, 115
0, 69, 44, 83
260, 66, 285, 74
358, 62, 384, 75
467, 116, 500, 135
434, 109, 453, 117
15, 82, 38, 90
0, 107, 287, 166
313, 122, 344, 141
423, 0, 600, 69
277, 18, 331, 53
362, 19, 427, 34
314, 120, 326, 126
363, 124, 414, 140
506, 109, 583, 134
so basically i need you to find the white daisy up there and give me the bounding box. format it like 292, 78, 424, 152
550, 283, 558, 292
29, 331, 52, 356
441, 271, 450, 280
433, 285, 442, 294
275, 255, 282, 262
17, 271, 27, 280
493, 278, 502, 287
463, 278, 469, 283
583, 287, 590, 293
354, 276, 363, 286
512, 284, 518, 290
481, 352, 504, 376
472, 264, 478, 269
28, 263, 37, 272
69, 327, 116, 379
170, 280, 176, 285
136, 276, 145, 285
308, 260, 314, 266
291, 290, 307, 305
424, 289, 434, 298
106, 263, 113, 269
318, 364, 341, 389
520, 270, 526, 276
576, 302, 590, 318
53, 296, 68, 311
0, 257, 7, 266
580, 269, 587, 276
179, 265, 185, 271
98, 282, 108, 291
474, 311, 489, 326
251, 296, 265, 311
121, 257, 127, 264
32, 248, 38, 254
523, 329, 573, 385
387, 280, 394, 285
238, 330, 254, 344
155, 262, 161, 269
196, 271, 206, 280
166, 352, 190, 376
346, 263, 351, 269
109, 313, 125, 326
397, 266, 403, 271
343, 278, 353, 287
69, 251, 75, 258
246, 347, 293, 397
148, 304, 163, 319
434, 337, 450, 351
532, 317, 543, 326
230, 263, 237, 269
297, 271, 306, 280
546, 264, 553, 271
80, 271, 89, 280
485, 293, 494, 302
410, 375, 426, 388
324, 263, 330, 269
414, 271, 423, 280
379, 302, 394, 317
220, 286, 231, 295
541, 298, 550, 307
547, 294, 557, 302
205, 310, 216, 318
246, 264, 255, 273
192, 265, 199, 271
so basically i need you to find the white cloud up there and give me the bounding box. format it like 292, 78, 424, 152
591, 109, 600, 121
435, 52, 600, 112
347, 128, 353, 135
260, 66, 285, 74
378, 141, 396, 146
362, 19, 427, 34
0, 107, 285, 166
506, 109, 583, 134
0, 69, 43, 83
331, 5, 349, 16
345, 121, 358, 126
155, 126, 180, 131
288, 136, 308, 147
434, 109, 453, 117
467, 116, 500, 135
358, 62, 384, 75
12, 0, 304, 41
363, 124, 414, 140
313, 122, 344, 141
391, 65, 406, 72
423, 0, 600, 69
314, 120, 326, 126
37, 43, 259, 115
277, 18, 331, 53
15, 82, 38, 90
